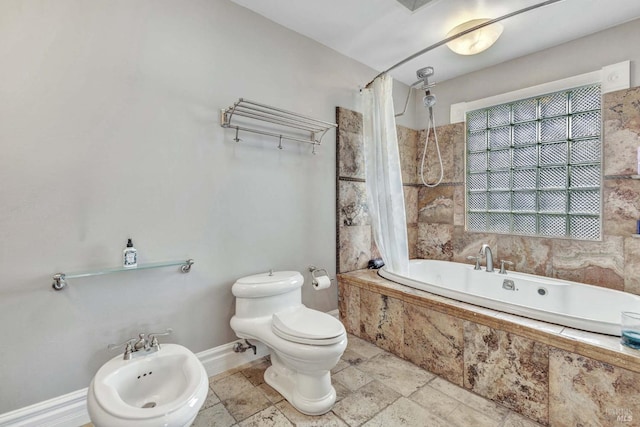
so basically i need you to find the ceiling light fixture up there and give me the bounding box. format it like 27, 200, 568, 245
446, 18, 504, 55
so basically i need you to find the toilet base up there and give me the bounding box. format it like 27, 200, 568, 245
264, 352, 337, 416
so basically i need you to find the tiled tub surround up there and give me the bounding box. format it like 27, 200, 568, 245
336, 87, 640, 297
338, 270, 640, 426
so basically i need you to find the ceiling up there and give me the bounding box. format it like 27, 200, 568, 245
229, 0, 640, 86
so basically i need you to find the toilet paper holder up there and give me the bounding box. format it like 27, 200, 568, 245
308, 265, 333, 286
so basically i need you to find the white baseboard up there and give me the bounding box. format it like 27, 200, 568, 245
0, 340, 269, 427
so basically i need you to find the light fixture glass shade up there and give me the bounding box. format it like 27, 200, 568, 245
446, 18, 504, 55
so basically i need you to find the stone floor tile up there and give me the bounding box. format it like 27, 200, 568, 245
333, 365, 373, 391
346, 334, 385, 359
340, 349, 366, 367
224, 386, 272, 422
211, 372, 255, 401
241, 360, 270, 386
502, 411, 546, 427
193, 402, 236, 427
444, 402, 502, 427
238, 405, 293, 427
333, 380, 351, 403
331, 358, 350, 374
275, 401, 347, 426
361, 397, 450, 427
408, 384, 459, 419
258, 382, 285, 404
428, 377, 509, 422
357, 352, 434, 396
201, 386, 221, 410
331, 380, 401, 426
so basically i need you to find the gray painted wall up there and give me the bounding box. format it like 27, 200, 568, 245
0, 0, 415, 413
420, 17, 640, 128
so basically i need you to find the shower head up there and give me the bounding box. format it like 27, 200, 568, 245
423, 94, 437, 108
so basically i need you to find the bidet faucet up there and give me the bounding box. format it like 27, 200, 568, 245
108, 329, 173, 360
480, 244, 494, 273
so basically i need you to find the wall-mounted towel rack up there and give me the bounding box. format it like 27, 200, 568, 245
220, 98, 337, 153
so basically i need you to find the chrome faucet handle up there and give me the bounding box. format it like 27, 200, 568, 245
108, 338, 136, 360
499, 260, 514, 274
148, 328, 173, 349
466, 256, 481, 270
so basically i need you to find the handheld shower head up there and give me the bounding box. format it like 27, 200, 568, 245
423, 93, 437, 108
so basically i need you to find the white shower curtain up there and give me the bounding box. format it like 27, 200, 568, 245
362, 74, 409, 275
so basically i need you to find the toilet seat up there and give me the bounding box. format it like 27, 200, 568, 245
272, 307, 345, 345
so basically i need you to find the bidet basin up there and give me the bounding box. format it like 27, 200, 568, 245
87, 343, 208, 427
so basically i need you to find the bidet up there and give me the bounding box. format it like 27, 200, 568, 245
87, 343, 208, 427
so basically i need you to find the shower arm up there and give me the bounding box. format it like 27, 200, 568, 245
363, 0, 564, 89
395, 81, 436, 118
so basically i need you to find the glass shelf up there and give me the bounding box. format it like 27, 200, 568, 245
52, 259, 194, 291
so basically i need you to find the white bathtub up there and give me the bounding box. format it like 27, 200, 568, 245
379, 259, 640, 336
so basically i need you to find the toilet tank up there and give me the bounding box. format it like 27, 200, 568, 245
232, 271, 304, 318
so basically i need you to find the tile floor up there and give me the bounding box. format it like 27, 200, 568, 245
83, 334, 544, 427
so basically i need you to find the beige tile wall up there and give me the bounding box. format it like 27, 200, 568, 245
336, 87, 640, 295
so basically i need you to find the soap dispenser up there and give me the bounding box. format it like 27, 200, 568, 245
123, 238, 137, 268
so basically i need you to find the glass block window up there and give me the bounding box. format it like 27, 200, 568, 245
465, 84, 601, 240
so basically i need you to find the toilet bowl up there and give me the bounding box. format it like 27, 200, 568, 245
87, 343, 208, 427
230, 270, 347, 416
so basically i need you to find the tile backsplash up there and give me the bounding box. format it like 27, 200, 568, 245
336, 86, 640, 295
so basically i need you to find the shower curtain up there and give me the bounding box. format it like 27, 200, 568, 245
362, 74, 409, 275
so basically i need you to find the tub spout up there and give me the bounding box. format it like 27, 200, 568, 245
480, 244, 494, 273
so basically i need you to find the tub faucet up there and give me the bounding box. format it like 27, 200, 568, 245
480, 244, 494, 273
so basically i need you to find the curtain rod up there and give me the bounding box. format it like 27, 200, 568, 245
363, 0, 565, 89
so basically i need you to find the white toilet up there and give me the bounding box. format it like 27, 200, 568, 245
230, 270, 347, 416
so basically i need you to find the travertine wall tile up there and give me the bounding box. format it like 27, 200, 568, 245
453, 185, 465, 226
418, 185, 454, 224
451, 123, 465, 183
551, 235, 624, 289
404, 186, 419, 224
337, 107, 364, 180
338, 225, 371, 273
417, 223, 453, 260
337, 107, 363, 135
360, 288, 404, 356
625, 237, 640, 295
407, 223, 418, 259
403, 302, 463, 385
398, 126, 418, 184
451, 228, 497, 264
604, 178, 640, 236
339, 280, 361, 336
496, 235, 552, 276
464, 322, 549, 425
549, 348, 640, 426
603, 88, 640, 176
338, 180, 369, 226
417, 124, 459, 184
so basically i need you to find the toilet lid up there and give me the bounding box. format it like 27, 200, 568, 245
272, 306, 345, 345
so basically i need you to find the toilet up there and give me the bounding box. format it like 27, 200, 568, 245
230, 270, 347, 416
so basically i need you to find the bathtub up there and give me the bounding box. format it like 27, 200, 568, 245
379, 259, 640, 336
